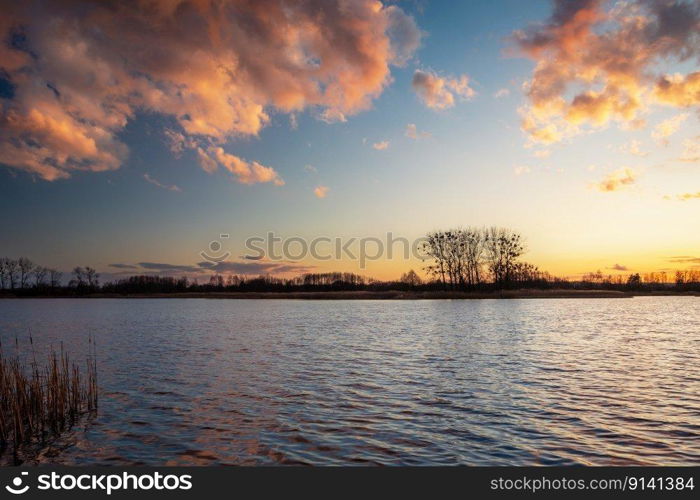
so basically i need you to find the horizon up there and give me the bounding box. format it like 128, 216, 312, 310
1, 0, 700, 282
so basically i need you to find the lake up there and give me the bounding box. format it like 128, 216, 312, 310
0, 297, 698, 465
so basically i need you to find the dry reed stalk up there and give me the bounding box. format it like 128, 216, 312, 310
0, 335, 98, 462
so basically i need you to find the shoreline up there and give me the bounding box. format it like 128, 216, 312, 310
2, 289, 698, 300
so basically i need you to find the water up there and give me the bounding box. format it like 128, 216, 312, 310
0, 297, 698, 465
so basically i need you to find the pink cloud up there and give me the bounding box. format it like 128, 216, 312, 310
513, 0, 700, 144
198, 147, 284, 186
0, 0, 421, 180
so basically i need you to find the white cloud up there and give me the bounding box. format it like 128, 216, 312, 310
617, 139, 649, 157
652, 114, 689, 146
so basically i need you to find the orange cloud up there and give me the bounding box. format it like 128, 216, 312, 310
314, 185, 330, 198
412, 70, 475, 110
198, 147, 284, 186
666, 191, 700, 201
372, 140, 390, 150
0, 0, 421, 180
592, 167, 637, 192
652, 113, 689, 145
655, 72, 700, 107
514, 0, 700, 144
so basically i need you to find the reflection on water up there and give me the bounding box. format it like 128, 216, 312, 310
0, 297, 698, 465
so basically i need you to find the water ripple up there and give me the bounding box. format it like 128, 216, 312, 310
0, 297, 698, 465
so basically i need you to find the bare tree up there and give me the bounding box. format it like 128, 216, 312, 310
17, 257, 34, 288
0, 258, 8, 289
5, 259, 18, 289
462, 228, 485, 286
84, 267, 99, 288
400, 269, 422, 287
484, 227, 524, 285
71, 266, 86, 288
33, 265, 48, 287
49, 269, 63, 288
422, 228, 487, 289
422, 231, 450, 288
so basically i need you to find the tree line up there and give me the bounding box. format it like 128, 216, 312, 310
0, 257, 98, 291
3, 228, 700, 296
420, 227, 554, 289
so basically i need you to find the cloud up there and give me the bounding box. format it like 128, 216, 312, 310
669, 256, 700, 263
197, 147, 284, 185
144, 173, 182, 192
666, 191, 700, 201
411, 70, 475, 110
532, 149, 551, 159
318, 109, 348, 124
652, 113, 689, 146
0, 0, 421, 180
138, 262, 201, 273
289, 113, 299, 131
372, 140, 390, 150
108, 263, 139, 270
164, 129, 197, 158
609, 264, 629, 271
493, 88, 510, 99
198, 260, 315, 276
405, 123, 431, 140
514, 165, 532, 175
617, 139, 649, 157
314, 185, 329, 198
679, 137, 700, 162
592, 167, 637, 192
108, 259, 316, 278
513, 0, 700, 144
303, 164, 318, 173
655, 72, 700, 107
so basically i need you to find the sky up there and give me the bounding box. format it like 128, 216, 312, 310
1, 0, 699, 281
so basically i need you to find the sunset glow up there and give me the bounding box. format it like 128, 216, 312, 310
1, 0, 699, 282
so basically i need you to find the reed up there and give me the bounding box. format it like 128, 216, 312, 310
0, 334, 97, 461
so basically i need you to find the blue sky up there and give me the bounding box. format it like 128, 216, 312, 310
1, 0, 699, 280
